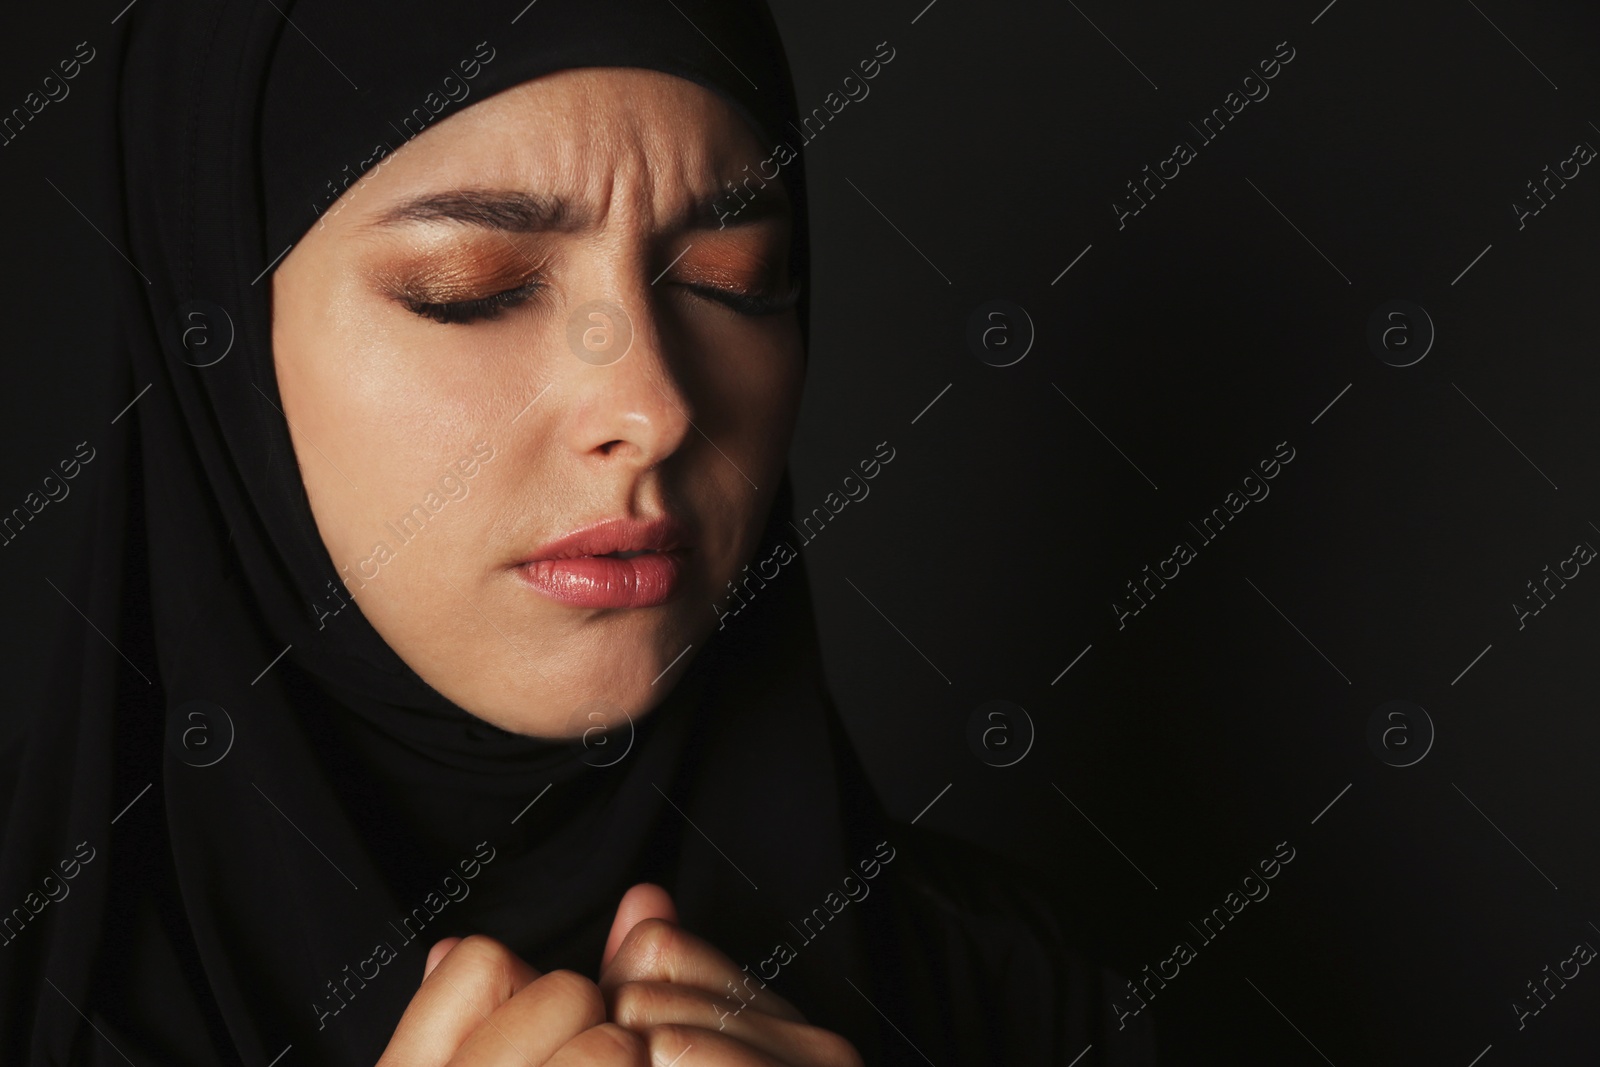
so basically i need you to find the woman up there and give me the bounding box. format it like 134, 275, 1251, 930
0, 1, 1158, 1063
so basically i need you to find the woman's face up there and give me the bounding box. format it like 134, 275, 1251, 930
271, 68, 803, 737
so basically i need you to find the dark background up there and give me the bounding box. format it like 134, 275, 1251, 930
4, 0, 1598, 1062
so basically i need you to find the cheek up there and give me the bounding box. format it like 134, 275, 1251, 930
702, 318, 804, 470
272, 289, 518, 708
686, 317, 803, 569
270, 264, 501, 580
752, 336, 805, 477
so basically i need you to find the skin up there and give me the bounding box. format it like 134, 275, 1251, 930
272, 66, 804, 741
275, 70, 857, 1063
380, 888, 863, 1066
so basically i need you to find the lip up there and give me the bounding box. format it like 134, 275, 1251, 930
514, 516, 690, 609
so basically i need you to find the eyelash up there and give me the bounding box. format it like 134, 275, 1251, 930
404, 281, 545, 325
685, 279, 802, 318
403, 277, 801, 326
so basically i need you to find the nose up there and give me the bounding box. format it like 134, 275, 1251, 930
560, 272, 694, 473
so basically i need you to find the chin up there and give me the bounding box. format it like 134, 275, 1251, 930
440, 619, 701, 741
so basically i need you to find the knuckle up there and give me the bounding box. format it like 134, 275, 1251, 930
642, 1022, 698, 1057
609, 980, 666, 1029
444, 934, 519, 991
622, 917, 678, 971
452, 933, 512, 970
542, 967, 606, 1022
586, 1022, 646, 1061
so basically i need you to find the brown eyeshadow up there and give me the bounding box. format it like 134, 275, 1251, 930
671, 240, 782, 295
369, 242, 549, 304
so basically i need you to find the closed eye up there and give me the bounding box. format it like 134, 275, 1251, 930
404, 279, 546, 325
681, 279, 802, 317
400, 277, 800, 325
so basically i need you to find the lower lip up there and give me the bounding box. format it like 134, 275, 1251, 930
516, 551, 687, 609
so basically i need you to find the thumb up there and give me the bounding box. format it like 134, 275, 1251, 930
600, 882, 678, 972
423, 936, 462, 983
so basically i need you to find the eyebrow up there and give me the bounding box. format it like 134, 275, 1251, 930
689, 183, 792, 229
369, 189, 577, 232
367, 184, 791, 233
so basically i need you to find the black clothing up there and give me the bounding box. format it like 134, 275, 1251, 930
0, 1, 1157, 1063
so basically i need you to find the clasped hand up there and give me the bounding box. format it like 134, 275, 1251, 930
376, 883, 863, 1066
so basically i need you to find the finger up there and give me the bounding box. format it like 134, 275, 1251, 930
641, 1023, 794, 1067
612, 982, 860, 1066
599, 919, 805, 1024
601, 882, 679, 972
447, 968, 607, 1066
543, 1022, 650, 1067
377, 935, 540, 1067
426, 937, 463, 981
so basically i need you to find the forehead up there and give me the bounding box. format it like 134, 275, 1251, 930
348, 67, 782, 231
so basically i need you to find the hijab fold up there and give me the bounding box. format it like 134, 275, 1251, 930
2, 0, 883, 1061
1, 2, 1157, 1063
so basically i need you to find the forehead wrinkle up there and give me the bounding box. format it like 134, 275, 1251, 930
535, 76, 777, 237
354, 72, 785, 244
533, 120, 714, 243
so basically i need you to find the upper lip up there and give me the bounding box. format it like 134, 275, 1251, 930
517, 515, 690, 563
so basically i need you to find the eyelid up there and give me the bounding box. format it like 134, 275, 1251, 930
376, 242, 553, 325
666, 245, 796, 316
402, 277, 547, 325
671, 247, 779, 291
680, 277, 802, 317
370, 237, 549, 295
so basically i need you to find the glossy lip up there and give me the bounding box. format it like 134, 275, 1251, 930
513, 516, 691, 609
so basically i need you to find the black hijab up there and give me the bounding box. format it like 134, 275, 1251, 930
1, 2, 1157, 1064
